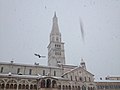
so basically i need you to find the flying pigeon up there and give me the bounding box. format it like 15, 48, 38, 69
34, 53, 46, 58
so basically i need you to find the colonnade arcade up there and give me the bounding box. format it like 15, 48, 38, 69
0, 78, 95, 90
0, 79, 37, 90
39, 77, 57, 89
58, 83, 95, 90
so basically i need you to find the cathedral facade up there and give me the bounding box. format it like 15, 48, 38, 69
0, 13, 96, 90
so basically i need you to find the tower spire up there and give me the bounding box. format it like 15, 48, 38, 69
54, 11, 56, 17
48, 13, 65, 66
51, 12, 60, 34
50, 12, 61, 42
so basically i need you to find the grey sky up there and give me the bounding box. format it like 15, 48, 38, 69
0, 0, 120, 79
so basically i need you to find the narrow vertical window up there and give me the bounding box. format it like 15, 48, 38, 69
1, 67, 3, 73
75, 76, 77, 81
17, 68, 20, 74
56, 37, 59, 41
85, 77, 87, 82
71, 76, 72, 81
89, 77, 91, 82
29, 69, 32, 75
54, 71, 56, 76
43, 70, 45, 76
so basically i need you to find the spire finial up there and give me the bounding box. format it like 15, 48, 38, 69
54, 11, 56, 17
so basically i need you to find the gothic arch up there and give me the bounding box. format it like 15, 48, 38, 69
18, 79, 29, 84
41, 79, 45, 88
52, 80, 57, 88
30, 80, 37, 89
6, 79, 17, 89
66, 85, 68, 90
88, 87, 90, 90
18, 79, 29, 89
78, 86, 81, 90
63, 85, 65, 90
69, 85, 71, 90
82, 85, 86, 90
0, 79, 5, 89
30, 84, 33, 89
46, 79, 51, 88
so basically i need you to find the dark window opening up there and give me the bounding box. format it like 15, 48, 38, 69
29, 69, 32, 75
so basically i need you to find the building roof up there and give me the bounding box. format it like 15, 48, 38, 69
0, 61, 62, 69
95, 80, 120, 83
62, 66, 94, 76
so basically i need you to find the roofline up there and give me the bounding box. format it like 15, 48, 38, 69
0, 61, 62, 69
62, 66, 94, 76
95, 80, 120, 83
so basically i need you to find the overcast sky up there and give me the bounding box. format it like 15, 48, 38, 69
0, 0, 120, 80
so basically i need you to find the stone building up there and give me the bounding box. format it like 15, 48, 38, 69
95, 76, 120, 90
0, 13, 96, 90
95, 80, 120, 90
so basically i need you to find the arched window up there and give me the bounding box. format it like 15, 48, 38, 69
54, 71, 56, 76
88, 87, 90, 90
10, 84, 13, 89
82, 85, 86, 90
80, 77, 83, 81
18, 84, 21, 89
66, 85, 68, 89
72, 86, 74, 89
34, 85, 37, 89
78, 86, 81, 90
41, 80, 45, 88
75, 86, 77, 90
69, 85, 71, 90
26, 84, 29, 89
52, 80, 56, 88
46, 79, 51, 88
22, 84, 25, 89
30, 85, 33, 89
1, 83, 4, 89
63, 85, 65, 90
6, 84, 9, 89
14, 84, 17, 89
58, 85, 61, 89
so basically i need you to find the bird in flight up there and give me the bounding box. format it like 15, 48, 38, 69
34, 53, 46, 58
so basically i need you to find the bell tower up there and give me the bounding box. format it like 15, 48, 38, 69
48, 12, 65, 66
